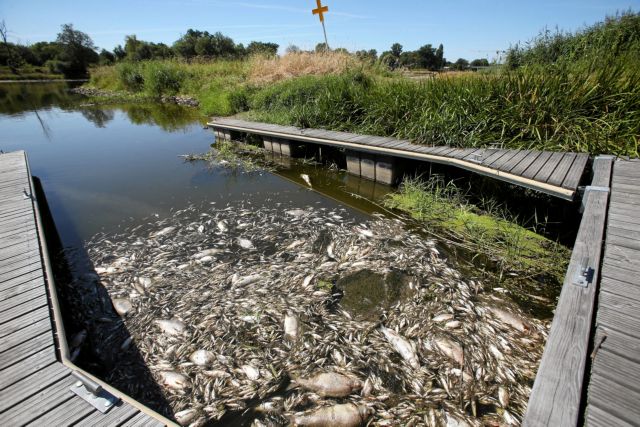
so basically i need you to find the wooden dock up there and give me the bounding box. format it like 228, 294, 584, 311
208, 118, 590, 200
0, 151, 173, 426
525, 157, 640, 426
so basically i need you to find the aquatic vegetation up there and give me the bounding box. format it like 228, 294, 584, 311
85, 202, 548, 425
181, 139, 273, 172
384, 176, 570, 313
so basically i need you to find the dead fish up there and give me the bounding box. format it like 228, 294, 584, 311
155, 319, 187, 336
120, 336, 133, 351
192, 248, 223, 259
232, 274, 262, 287
357, 227, 373, 238
433, 337, 464, 366
70, 330, 87, 348
300, 174, 312, 188
327, 242, 336, 259
286, 209, 306, 217
152, 226, 176, 238
217, 220, 228, 232
433, 313, 454, 322
197, 224, 205, 233
488, 307, 527, 332
445, 320, 461, 329
295, 372, 362, 397
237, 238, 255, 249
160, 371, 190, 390
498, 386, 510, 408
284, 312, 299, 341
112, 298, 133, 316
175, 408, 198, 426
255, 398, 284, 414
190, 350, 215, 366
241, 365, 260, 380
361, 378, 373, 397
291, 403, 372, 427
380, 326, 420, 369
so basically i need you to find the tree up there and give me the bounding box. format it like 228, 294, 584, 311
381, 43, 403, 70
98, 48, 115, 65
286, 44, 301, 54
435, 44, 444, 69
113, 45, 126, 60
246, 41, 279, 57
315, 43, 329, 53
453, 58, 469, 70
56, 23, 98, 76
470, 58, 489, 67
391, 43, 403, 57
173, 29, 237, 59
355, 49, 377, 62
0, 20, 23, 72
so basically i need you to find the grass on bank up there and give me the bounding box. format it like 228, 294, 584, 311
384, 176, 571, 314
0, 65, 65, 81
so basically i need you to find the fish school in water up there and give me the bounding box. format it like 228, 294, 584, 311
1, 116, 640, 426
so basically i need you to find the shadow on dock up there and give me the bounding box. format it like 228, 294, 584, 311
33, 176, 176, 422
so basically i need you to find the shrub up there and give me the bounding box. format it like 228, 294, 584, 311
143, 61, 187, 96
116, 62, 144, 92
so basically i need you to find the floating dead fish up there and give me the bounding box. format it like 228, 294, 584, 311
232, 274, 262, 287
190, 350, 215, 366
193, 248, 223, 259
155, 319, 187, 336
284, 312, 299, 341
433, 313, 454, 322
175, 408, 198, 426
112, 298, 133, 316
241, 365, 260, 380
160, 371, 190, 390
256, 398, 284, 414
380, 326, 420, 369
291, 403, 373, 427
300, 174, 312, 188
152, 226, 176, 238
295, 372, 362, 397
488, 307, 527, 332
120, 336, 133, 351
70, 330, 87, 348
286, 209, 307, 217
237, 238, 255, 249
137, 276, 153, 288
498, 386, 510, 408
445, 320, 461, 329
433, 337, 464, 366
217, 220, 228, 232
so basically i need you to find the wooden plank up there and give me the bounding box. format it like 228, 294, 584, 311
0, 317, 51, 353
0, 363, 68, 412
597, 304, 640, 340
0, 249, 41, 270
561, 153, 589, 190
588, 373, 640, 425
0, 286, 46, 312
0, 261, 44, 285
546, 153, 577, 186
481, 149, 509, 166
0, 254, 42, 277
510, 151, 542, 175
74, 401, 140, 427
0, 293, 48, 325
0, 270, 44, 293
594, 327, 640, 363
0, 276, 43, 301
0, 346, 56, 390
592, 347, 640, 393
599, 291, 640, 319
0, 330, 54, 369
1, 374, 77, 426
498, 150, 531, 173
522, 151, 554, 178
532, 151, 567, 182
121, 412, 165, 427
605, 233, 640, 251
586, 404, 635, 427
0, 306, 50, 339
524, 156, 612, 427
25, 396, 96, 426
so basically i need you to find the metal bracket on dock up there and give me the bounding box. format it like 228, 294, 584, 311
70, 371, 119, 413
572, 256, 595, 288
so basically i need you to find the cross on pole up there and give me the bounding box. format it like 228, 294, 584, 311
312, 0, 330, 50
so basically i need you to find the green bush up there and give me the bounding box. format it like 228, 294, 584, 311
143, 61, 186, 96
116, 62, 144, 92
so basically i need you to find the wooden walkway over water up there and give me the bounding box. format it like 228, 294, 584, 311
208, 118, 590, 200
0, 151, 171, 426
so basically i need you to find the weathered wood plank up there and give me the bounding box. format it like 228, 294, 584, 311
25, 396, 96, 426
0, 306, 50, 339
0, 330, 54, 369
0, 293, 48, 325
0, 269, 44, 293
546, 153, 577, 186
594, 327, 640, 363
510, 151, 543, 176
588, 373, 640, 425
533, 151, 565, 182
0, 286, 46, 312
499, 150, 531, 173
561, 153, 589, 189
0, 362, 68, 412
0, 276, 44, 301
524, 156, 612, 427
74, 401, 140, 427
121, 411, 165, 427
599, 290, 640, 318
0, 317, 51, 353
586, 404, 635, 427
0, 346, 56, 390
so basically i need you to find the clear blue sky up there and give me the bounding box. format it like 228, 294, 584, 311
2, 0, 638, 61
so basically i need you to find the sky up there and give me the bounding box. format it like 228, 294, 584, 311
1, 0, 639, 61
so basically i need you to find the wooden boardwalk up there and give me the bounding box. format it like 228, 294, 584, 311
208, 118, 590, 200
0, 151, 172, 426
525, 157, 640, 426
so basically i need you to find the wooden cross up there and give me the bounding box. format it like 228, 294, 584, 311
312, 0, 330, 49
312, 0, 329, 22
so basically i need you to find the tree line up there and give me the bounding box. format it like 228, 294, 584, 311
1, 20, 492, 77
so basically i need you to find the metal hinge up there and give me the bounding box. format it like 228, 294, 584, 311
572, 257, 595, 288
70, 371, 119, 413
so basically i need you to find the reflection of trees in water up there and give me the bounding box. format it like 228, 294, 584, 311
0, 82, 201, 132
121, 103, 200, 132
80, 107, 114, 128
